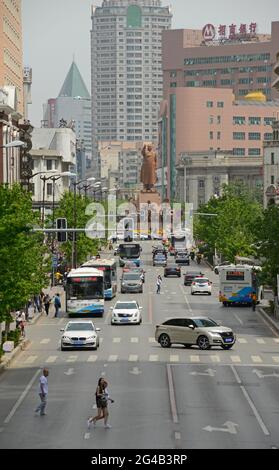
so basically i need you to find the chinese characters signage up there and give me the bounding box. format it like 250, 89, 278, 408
202, 22, 257, 42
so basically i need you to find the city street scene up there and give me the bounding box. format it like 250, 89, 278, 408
1, 0, 279, 456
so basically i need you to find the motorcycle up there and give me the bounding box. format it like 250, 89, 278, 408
196, 254, 202, 264
190, 251, 195, 261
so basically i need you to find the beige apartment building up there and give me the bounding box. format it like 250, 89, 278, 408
0, 0, 23, 114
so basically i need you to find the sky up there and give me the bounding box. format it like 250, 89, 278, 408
22, 0, 279, 126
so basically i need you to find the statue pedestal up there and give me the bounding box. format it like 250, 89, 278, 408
136, 190, 161, 210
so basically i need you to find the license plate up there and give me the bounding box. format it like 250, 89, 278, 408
73, 342, 85, 345
225, 338, 233, 343
121, 319, 129, 322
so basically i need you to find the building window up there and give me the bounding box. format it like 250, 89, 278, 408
199, 180, 205, 188
209, 116, 214, 124
46, 160, 52, 171
233, 132, 245, 140
206, 101, 213, 108
217, 115, 221, 124
30, 183, 35, 196
233, 116, 245, 125
217, 131, 221, 140
170, 82, 177, 88
233, 148, 245, 156
217, 102, 224, 108
249, 116, 261, 125
248, 132, 261, 140
271, 175, 275, 184
248, 148, 261, 156
264, 133, 273, 141
209, 131, 213, 140
271, 152, 275, 165
47, 183, 52, 196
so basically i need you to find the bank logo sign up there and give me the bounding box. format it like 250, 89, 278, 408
202, 24, 216, 41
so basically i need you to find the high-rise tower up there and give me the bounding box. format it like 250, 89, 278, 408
90, 0, 172, 177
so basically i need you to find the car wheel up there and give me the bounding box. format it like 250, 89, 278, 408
140, 288, 143, 293
178, 274, 181, 277
197, 335, 211, 350
191, 292, 194, 295
223, 301, 227, 307
214, 269, 219, 275
61, 346, 65, 351
208, 292, 212, 295
159, 334, 171, 348
221, 344, 233, 350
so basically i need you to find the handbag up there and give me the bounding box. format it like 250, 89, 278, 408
99, 395, 108, 406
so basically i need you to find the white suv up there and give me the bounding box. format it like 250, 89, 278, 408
155, 317, 235, 350
111, 300, 142, 325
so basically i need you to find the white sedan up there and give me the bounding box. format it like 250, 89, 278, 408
191, 277, 212, 295
60, 321, 100, 351
111, 301, 142, 325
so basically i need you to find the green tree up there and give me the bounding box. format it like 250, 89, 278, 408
0, 185, 49, 341
255, 204, 279, 295
194, 183, 263, 262
54, 191, 101, 266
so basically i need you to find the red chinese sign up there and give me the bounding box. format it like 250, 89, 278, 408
203, 22, 257, 41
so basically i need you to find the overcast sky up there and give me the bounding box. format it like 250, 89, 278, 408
22, 0, 279, 126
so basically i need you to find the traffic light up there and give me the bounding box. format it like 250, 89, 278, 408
56, 218, 67, 242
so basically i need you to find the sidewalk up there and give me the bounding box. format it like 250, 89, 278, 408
0, 284, 65, 374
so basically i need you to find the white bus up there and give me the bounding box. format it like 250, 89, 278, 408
219, 264, 262, 307
81, 259, 117, 300
66, 268, 104, 317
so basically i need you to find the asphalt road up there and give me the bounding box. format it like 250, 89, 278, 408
0, 242, 279, 449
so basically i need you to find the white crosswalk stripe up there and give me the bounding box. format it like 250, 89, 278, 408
273, 338, 279, 343
40, 339, 50, 345
149, 355, 158, 362
128, 355, 138, 362
148, 337, 156, 343
238, 338, 248, 344
170, 355, 179, 362
108, 355, 118, 362
210, 355, 221, 363
256, 338, 266, 344
24, 356, 37, 364
230, 355, 241, 363
251, 355, 263, 363
131, 337, 139, 343
66, 356, 78, 363
190, 355, 200, 363
45, 356, 57, 363
113, 338, 121, 343
272, 356, 279, 363
87, 355, 98, 362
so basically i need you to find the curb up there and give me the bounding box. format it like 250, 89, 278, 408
0, 338, 31, 375
257, 307, 279, 335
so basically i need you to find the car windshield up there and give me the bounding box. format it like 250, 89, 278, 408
193, 278, 209, 284
167, 265, 177, 268
123, 273, 141, 280
155, 254, 165, 259
115, 302, 137, 309
193, 318, 218, 328
186, 272, 201, 277
66, 323, 94, 331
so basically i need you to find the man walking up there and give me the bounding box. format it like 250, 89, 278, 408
54, 293, 61, 318
156, 275, 162, 294
43, 294, 51, 316
35, 368, 49, 416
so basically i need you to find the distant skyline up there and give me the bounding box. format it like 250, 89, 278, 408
22, 0, 279, 126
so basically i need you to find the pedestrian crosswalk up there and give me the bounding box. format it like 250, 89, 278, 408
20, 352, 279, 366
35, 336, 279, 346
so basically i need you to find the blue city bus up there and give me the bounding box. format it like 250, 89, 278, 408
118, 243, 141, 267
66, 268, 104, 317
81, 259, 117, 300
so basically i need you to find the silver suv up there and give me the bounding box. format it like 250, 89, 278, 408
155, 316, 235, 350
121, 272, 143, 293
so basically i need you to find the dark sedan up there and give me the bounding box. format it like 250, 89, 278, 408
164, 265, 181, 277
184, 271, 204, 286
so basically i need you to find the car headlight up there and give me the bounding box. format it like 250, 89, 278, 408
88, 336, 96, 341
208, 332, 221, 336
62, 336, 70, 340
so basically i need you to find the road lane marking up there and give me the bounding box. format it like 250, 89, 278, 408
210, 355, 221, 363
233, 314, 244, 326
45, 356, 57, 363
237, 338, 248, 344
256, 338, 266, 344
190, 355, 200, 363
113, 337, 121, 343
174, 432, 181, 440
179, 285, 192, 313
4, 369, 41, 424
24, 356, 37, 364
129, 355, 138, 362
170, 355, 179, 362
40, 339, 50, 344
230, 365, 270, 436
149, 355, 158, 362
131, 337, 139, 343
166, 364, 178, 424
230, 356, 241, 363
87, 355, 98, 362
148, 294, 153, 324
108, 355, 118, 362
272, 356, 279, 363
84, 432, 90, 440
251, 355, 263, 363
273, 338, 279, 343
66, 356, 78, 363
